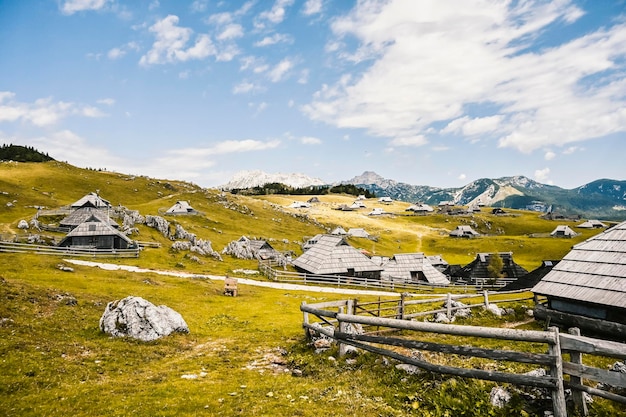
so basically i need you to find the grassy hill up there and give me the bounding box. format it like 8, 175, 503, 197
1, 161, 623, 416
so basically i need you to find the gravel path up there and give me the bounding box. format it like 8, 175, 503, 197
65, 259, 405, 296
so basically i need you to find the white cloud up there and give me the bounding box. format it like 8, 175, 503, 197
61, 0, 110, 15
389, 135, 427, 147
255, 0, 294, 29
544, 150, 556, 160
267, 58, 294, 82
303, 0, 626, 154
302, 0, 323, 16
173, 140, 280, 157
254, 33, 292, 47
190, 0, 209, 13
107, 41, 140, 60
534, 167, 551, 183
0, 94, 105, 126
432, 145, 450, 152
298, 69, 309, 84
27, 130, 124, 168
96, 98, 115, 107
179, 70, 190, 79
458, 173, 467, 181
217, 24, 244, 41
149, 0, 159, 11
139, 15, 216, 66
563, 146, 582, 155
107, 47, 125, 60
233, 81, 256, 94
442, 115, 503, 136
300, 136, 322, 145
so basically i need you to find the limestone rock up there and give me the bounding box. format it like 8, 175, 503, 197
17, 219, 29, 229
99, 296, 189, 342
490, 386, 512, 408
485, 303, 504, 317
145, 215, 171, 239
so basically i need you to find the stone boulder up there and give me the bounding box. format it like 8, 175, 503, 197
99, 296, 189, 342
17, 219, 29, 229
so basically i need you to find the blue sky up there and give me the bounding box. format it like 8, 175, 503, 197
1, 0, 625, 189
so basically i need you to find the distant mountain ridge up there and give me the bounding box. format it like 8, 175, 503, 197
221, 170, 326, 190
222, 170, 626, 220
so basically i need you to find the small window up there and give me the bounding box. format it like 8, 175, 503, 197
89, 224, 96, 231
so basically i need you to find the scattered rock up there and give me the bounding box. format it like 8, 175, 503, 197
485, 303, 504, 317
396, 364, 421, 375
490, 386, 512, 407
597, 361, 626, 394
57, 264, 74, 272
434, 312, 451, 323
99, 296, 189, 342
17, 219, 29, 229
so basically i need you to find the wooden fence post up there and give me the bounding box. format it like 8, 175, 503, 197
398, 293, 405, 320
568, 327, 589, 416
548, 326, 567, 417
447, 293, 452, 320
301, 301, 311, 340
483, 290, 489, 307
338, 305, 348, 357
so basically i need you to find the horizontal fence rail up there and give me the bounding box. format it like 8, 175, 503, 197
301, 298, 626, 417
259, 260, 514, 292
0, 241, 139, 258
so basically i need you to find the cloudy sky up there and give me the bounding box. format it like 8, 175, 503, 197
1, 0, 625, 189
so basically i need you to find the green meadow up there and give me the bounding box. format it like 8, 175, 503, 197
1, 161, 623, 416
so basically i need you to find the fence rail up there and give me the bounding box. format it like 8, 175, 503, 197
301, 298, 626, 417
259, 260, 514, 292
0, 241, 139, 258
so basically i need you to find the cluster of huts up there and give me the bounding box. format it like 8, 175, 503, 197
47, 192, 626, 337
39, 193, 200, 251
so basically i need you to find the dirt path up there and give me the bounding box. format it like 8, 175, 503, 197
65, 259, 409, 297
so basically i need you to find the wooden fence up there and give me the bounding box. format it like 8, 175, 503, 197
259, 260, 515, 292
301, 298, 626, 417
0, 241, 140, 258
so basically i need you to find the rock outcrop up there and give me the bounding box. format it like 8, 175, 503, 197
99, 296, 189, 342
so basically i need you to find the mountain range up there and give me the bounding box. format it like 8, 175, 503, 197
223, 170, 626, 220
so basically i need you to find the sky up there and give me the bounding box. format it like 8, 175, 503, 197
1, 0, 625, 190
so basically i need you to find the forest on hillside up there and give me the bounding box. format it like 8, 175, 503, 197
0, 145, 54, 162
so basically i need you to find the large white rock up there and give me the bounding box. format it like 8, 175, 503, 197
99, 296, 189, 342
17, 219, 29, 229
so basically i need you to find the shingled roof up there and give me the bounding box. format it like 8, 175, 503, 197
60, 207, 118, 230
378, 253, 450, 285
532, 221, 626, 310
292, 235, 382, 276
70, 192, 111, 209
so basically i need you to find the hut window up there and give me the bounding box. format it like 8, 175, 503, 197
89, 224, 96, 231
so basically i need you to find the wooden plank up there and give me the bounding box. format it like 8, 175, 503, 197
548, 327, 567, 417
567, 328, 588, 416
535, 304, 626, 339
335, 313, 556, 344
559, 333, 626, 360
336, 336, 557, 389
563, 361, 626, 389
564, 382, 626, 405
336, 332, 555, 366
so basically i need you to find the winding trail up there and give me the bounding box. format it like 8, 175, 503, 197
65, 259, 408, 297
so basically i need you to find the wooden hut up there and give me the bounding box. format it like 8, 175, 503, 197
292, 235, 382, 279
550, 225, 578, 238
576, 219, 607, 229
237, 236, 280, 260
449, 225, 479, 238
499, 260, 559, 291
58, 215, 135, 249
376, 253, 450, 285
348, 228, 370, 238
532, 221, 626, 337
165, 200, 198, 215
453, 252, 528, 284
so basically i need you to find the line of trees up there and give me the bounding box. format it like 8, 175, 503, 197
0, 144, 54, 162
230, 182, 376, 198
